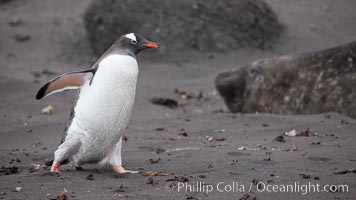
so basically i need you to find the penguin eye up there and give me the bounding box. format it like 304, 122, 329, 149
131, 40, 137, 44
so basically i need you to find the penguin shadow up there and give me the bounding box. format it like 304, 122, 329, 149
34, 158, 146, 179
35, 167, 119, 180
71, 165, 146, 179
33, 163, 137, 179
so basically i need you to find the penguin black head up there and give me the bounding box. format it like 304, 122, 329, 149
118, 33, 158, 57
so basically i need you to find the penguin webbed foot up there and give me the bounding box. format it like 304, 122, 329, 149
50, 161, 61, 174
113, 165, 139, 174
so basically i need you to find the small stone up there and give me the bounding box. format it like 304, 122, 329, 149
146, 177, 154, 185
15, 187, 22, 192
274, 135, 286, 142
41, 105, 54, 115
207, 136, 214, 142
14, 33, 31, 42
113, 193, 127, 198
86, 174, 94, 180
9, 17, 22, 27
197, 175, 206, 178
178, 132, 188, 137
283, 129, 297, 137
309, 23, 316, 31
238, 146, 246, 150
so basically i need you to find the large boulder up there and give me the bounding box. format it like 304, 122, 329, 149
215, 41, 356, 118
84, 0, 284, 55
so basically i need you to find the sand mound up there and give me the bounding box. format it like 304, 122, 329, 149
84, 0, 284, 54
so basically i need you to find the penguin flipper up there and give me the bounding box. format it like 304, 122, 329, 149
35, 68, 97, 100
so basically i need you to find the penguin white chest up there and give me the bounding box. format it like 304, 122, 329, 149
70, 54, 138, 157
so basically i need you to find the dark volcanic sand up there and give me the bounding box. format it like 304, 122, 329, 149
0, 0, 356, 199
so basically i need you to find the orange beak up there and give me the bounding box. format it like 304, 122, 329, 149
144, 42, 159, 48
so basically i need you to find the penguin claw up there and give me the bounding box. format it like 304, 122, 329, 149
50, 161, 61, 174
113, 165, 139, 174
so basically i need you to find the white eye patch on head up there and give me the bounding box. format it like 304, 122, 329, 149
125, 33, 137, 42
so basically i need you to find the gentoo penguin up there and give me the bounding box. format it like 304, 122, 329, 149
36, 33, 158, 174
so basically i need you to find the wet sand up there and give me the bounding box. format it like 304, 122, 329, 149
0, 0, 355, 199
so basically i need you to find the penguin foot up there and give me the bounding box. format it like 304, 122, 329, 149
50, 161, 61, 174
113, 165, 139, 174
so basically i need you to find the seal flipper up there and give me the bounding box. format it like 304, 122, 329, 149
36, 67, 98, 100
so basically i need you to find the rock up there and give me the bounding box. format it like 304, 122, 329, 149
9, 17, 22, 27
15, 187, 22, 192
41, 105, 54, 115
274, 135, 286, 142
215, 41, 356, 118
86, 174, 94, 180
150, 97, 178, 109
283, 129, 297, 137
14, 33, 31, 42
84, 0, 284, 55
